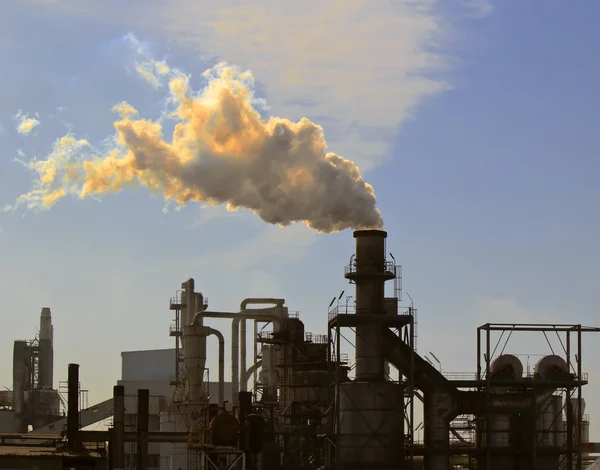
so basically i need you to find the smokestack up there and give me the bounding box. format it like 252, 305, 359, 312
336, 229, 405, 469
38, 307, 54, 389
113, 385, 125, 470
137, 389, 149, 470
67, 363, 79, 451
345, 229, 394, 380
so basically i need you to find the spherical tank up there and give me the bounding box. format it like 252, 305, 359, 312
210, 412, 239, 447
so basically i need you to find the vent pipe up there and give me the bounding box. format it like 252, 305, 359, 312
113, 385, 125, 470
137, 389, 149, 470
67, 363, 79, 451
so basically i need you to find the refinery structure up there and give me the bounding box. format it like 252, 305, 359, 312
1, 229, 600, 470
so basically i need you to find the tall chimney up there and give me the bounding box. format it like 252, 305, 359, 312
38, 307, 54, 389
67, 363, 79, 451
345, 229, 394, 380
336, 229, 405, 469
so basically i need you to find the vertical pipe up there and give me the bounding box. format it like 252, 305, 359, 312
567, 332, 572, 470
218, 334, 225, 406
577, 326, 583, 470
137, 389, 149, 470
254, 321, 258, 400
485, 327, 491, 470
113, 385, 125, 470
67, 363, 79, 451
335, 324, 341, 465
241, 319, 247, 391
232, 319, 240, 407
409, 314, 415, 464
186, 278, 195, 326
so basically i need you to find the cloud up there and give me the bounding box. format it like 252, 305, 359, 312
10, 53, 383, 233
124, 32, 171, 89
13, 110, 40, 135
20, 0, 451, 169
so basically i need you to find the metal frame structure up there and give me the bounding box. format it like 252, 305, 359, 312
476, 323, 600, 470
187, 446, 246, 470
326, 288, 416, 467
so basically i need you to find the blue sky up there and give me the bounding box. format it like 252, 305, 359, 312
2, 0, 600, 436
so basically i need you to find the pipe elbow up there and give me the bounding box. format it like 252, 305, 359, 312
240, 298, 285, 311
207, 327, 225, 343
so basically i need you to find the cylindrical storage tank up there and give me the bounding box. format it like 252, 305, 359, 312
534, 355, 569, 381
536, 395, 563, 470
424, 390, 454, 470
481, 354, 523, 470
182, 324, 207, 404
537, 395, 562, 447
490, 354, 523, 381
488, 414, 512, 448
337, 381, 404, 469
32, 389, 60, 426
210, 412, 239, 447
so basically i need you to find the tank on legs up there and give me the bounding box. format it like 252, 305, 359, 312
210, 411, 239, 447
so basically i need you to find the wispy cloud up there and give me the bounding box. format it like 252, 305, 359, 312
461, 0, 494, 18
22, 0, 452, 170
13, 110, 40, 135
124, 32, 171, 89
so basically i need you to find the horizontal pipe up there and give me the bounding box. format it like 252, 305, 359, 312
79, 430, 191, 443
240, 298, 285, 310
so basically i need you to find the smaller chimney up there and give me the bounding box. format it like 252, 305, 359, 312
113, 385, 125, 470
67, 363, 79, 451
137, 389, 149, 470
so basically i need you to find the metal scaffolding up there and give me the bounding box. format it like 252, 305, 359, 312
476, 323, 600, 470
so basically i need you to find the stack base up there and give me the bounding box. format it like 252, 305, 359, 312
337, 381, 405, 469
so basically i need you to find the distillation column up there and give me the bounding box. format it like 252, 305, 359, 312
337, 229, 405, 469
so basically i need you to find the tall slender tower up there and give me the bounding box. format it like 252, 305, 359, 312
38, 307, 54, 389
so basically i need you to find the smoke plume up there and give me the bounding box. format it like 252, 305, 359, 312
14, 110, 40, 135
12, 62, 383, 233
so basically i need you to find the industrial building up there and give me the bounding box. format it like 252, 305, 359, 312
1, 228, 600, 469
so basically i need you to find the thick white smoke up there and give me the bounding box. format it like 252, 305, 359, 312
11, 58, 383, 233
